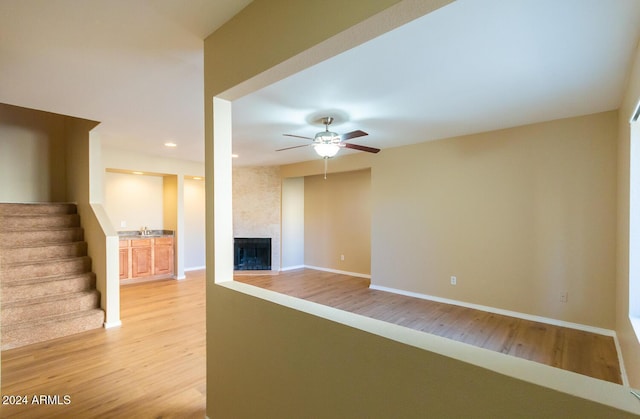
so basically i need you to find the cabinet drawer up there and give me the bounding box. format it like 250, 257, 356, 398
131, 238, 152, 247
154, 237, 173, 246
119, 239, 129, 248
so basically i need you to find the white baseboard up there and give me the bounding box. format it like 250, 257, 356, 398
370, 283, 630, 386
304, 265, 371, 279
280, 264, 305, 271
369, 284, 615, 336
103, 320, 122, 329
185, 266, 206, 272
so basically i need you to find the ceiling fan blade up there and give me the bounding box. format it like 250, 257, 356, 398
340, 130, 368, 141
343, 143, 380, 153
283, 133, 314, 140
276, 144, 311, 152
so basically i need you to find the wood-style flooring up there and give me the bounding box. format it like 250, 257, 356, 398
1, 271, 206, 418
236, 268, 623, 384
0, 268, 623, 418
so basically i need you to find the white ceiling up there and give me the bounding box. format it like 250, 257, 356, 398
0, 0, 251, 161
232, 0, 640, 166
1, 1, 640, 167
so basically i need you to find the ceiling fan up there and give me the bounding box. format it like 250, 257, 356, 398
277, 117, 380, 158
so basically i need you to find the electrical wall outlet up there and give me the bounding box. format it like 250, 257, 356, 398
120, 220, 127, 228
560, 292, 568, 303
450, 276, 457, 285
340, 254, 345, 261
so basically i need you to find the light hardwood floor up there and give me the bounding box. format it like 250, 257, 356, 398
1, 271, 206, 418
236, 268, 623, 385
1, 268, 623, 418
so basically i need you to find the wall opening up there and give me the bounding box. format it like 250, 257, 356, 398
629, 98, 640, 339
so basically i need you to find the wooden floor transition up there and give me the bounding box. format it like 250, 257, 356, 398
236, 268, 623, 384
1, 271, 206, 418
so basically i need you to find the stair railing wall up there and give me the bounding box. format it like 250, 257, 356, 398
86, 203, 120, 328
64, 118, 121, 328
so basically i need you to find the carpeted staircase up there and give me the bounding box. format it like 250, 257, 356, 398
0, 203, 104, 350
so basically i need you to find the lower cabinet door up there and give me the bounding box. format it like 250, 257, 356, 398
131, 246, 153, 278
119, 248, 129, 280
154, 244, 174, 276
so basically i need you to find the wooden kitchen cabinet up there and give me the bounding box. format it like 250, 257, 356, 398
153, 237, 174, 276
119, 236, 174, 283
131, 239, 153, 278
119, 239, 129, 280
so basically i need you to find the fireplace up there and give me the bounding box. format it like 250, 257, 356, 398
234, 238, 272, 270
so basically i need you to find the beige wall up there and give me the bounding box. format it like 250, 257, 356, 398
163, 175, 178, 234
617, 38, 640, 387
304, 169, 371, 275
63, 117, 120, 328
232, 166, 281, 271
372, 111, 618, 329
281, 112, 619, 329
203, 0, 640, 417
162, 175, 182, 277
281, 152, 375, 179
0, 103, 67, 202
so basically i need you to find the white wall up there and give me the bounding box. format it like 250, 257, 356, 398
184, 178, 206, 270
101, 146, 204, 177
616, 37, 640, 388
281, 177, 304, 269
104, 171, 163, 231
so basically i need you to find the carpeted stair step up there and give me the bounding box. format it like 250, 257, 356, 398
2, 289, 100, 324
0, 202, 105, 351
0, 213, 80, 230
1, 256, 91, 282
0, 241, 87, 264
1, 308, 104, 350
0, 202, 77, 216
0, 227, 84, 247
1, 272, 96, 303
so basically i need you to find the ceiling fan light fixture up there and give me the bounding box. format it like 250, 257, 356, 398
314, 143, 340, 158
279, 115, 378, 159
314, 130, 339, 142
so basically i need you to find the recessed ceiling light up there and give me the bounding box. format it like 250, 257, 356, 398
132, 171, 144, 175
164, 142, 177, 147
231, 154, 239, 158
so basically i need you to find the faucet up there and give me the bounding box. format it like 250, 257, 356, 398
140, 226, 149, 236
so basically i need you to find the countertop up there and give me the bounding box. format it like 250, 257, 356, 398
118, 230, 174, 239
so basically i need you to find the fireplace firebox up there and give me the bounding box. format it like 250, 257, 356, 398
234, 238, 271, 270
